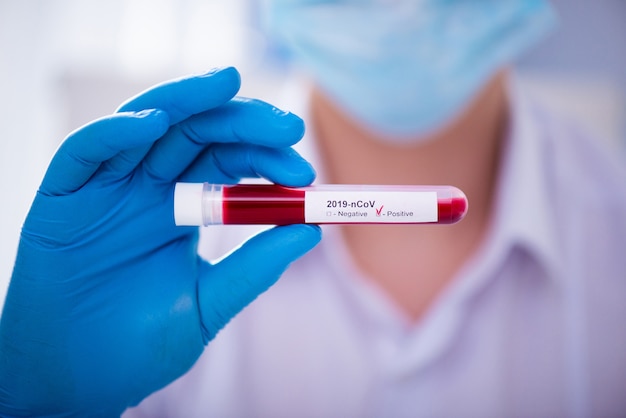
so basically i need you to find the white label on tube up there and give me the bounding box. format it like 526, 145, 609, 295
304, 190, 438, 223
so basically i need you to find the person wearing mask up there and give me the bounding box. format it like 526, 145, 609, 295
2, 1, 625, 416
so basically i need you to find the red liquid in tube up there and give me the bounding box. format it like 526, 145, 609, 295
223, 184, 306, 225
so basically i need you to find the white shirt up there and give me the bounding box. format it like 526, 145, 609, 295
126, 79, 626, 417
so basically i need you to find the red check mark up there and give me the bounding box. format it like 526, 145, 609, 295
376, 205, 384, 216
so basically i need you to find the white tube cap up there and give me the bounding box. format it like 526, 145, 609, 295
174, 182, 205, 226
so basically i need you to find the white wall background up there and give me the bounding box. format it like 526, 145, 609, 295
515, 0, 626, 153
1, 0, 624, 307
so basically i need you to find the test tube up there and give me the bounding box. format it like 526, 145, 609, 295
174, 183, 468, 226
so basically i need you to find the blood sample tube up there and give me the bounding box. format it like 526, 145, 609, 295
174, 183, 468, 226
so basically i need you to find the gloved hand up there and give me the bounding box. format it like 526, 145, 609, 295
0, 67, 321, 417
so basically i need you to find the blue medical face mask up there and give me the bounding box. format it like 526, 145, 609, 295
263, 0, 556, 142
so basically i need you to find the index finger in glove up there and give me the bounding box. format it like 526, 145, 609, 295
40, 109, 169, 196
116, 67, 241, 125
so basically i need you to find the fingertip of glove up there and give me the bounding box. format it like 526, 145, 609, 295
279, 224, 323, 249
200, 66, 241, 94
272, 110, 305, 141
201, 66, 241, 81
302, 224, 323, 242
282, 158, 317, 187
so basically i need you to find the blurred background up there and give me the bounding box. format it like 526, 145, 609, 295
1, 0, 624, 305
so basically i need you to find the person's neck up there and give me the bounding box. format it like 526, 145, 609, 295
310, 70, 510, 322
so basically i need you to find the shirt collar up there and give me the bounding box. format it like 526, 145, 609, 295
478, 76, 562, 284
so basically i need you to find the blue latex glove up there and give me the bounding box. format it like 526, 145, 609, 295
0, 67, 321, 417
